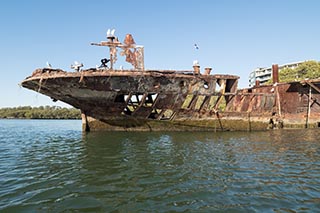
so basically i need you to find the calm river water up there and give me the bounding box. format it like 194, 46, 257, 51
0, 119, 319, 212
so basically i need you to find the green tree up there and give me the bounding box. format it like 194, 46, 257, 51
279, 67, 297, 83
266, 60, 320, 84
295, 60, 320, 80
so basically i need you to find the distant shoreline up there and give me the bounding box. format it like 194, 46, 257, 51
0, 106, 81, 120
0, 117, 81, 120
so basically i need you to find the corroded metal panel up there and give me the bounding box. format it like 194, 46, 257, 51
132, 106, 154, 118
154, 94, 178, 109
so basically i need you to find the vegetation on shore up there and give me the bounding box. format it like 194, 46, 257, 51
266, 60, 320, 84
0, 106, 81, 119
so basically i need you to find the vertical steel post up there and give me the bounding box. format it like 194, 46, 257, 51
272, 64, 279, 84
306, 85, 312, 128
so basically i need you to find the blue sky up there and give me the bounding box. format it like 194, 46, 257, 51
1, 0, 320, 107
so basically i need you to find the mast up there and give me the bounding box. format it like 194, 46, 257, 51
91, 29, 144, 70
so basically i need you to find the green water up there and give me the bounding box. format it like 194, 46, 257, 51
0, 119, 319, 212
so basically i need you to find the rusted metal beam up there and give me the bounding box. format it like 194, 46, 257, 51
304, 81, 320, 94
272, 64, 279, 84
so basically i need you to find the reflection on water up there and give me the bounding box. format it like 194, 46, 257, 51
0, 120, 320, 212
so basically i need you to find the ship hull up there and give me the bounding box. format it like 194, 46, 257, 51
22, 68, 241, 131
21, 68, 320, 131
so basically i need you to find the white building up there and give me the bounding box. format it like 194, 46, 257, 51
248, 61, 307, 87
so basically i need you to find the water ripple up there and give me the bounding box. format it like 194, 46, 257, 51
1, 121, 320, 212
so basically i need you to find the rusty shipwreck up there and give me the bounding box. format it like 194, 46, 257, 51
21, 32, 320, 131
